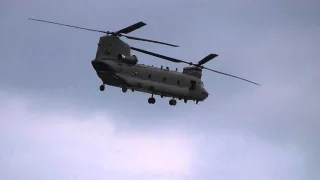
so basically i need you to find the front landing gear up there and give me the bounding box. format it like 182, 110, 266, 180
99, 85, 105, 91
122, 87, 127, 93
169, 99, 177, 106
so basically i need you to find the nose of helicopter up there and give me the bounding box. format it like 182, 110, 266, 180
202, 89, 209, 99
91, 59, 112, 72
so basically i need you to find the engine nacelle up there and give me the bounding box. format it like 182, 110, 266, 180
118, 54, 138, 65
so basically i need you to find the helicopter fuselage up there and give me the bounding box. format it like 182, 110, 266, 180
28, 18, 259, 105
91, 58, 209, 102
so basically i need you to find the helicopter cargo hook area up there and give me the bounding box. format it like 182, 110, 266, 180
28, 18, 260, 106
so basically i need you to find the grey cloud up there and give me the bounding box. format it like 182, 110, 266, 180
0, 93, 309, 180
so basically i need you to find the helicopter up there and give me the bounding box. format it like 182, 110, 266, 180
28, 18, 260, 106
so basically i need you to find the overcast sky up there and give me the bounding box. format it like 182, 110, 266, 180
1, 0, 319, 179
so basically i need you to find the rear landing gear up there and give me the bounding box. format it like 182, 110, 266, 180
99, 85, 105, 91
148, 94, 156, 104
122, 87, 127, 93
169, 99, 177, 106
148, 97, 156, 104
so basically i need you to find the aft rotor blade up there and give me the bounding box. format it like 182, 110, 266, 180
131, 47, 188, 64
203, 67, 260, 86
116, 21, 146, 34
197, 54, 218, 66
123, 35, 179, 47
28, 18, 108, 33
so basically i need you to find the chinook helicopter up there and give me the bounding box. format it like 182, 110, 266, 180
28, 18, 260, 106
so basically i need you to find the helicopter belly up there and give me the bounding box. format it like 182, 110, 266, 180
114, 73, 198, 98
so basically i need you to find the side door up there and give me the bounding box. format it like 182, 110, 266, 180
189, 80, 197, 91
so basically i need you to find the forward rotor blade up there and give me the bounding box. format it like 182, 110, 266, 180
116, 21, 146, 34
203, 67, 261, 86
197, 54, 218, 66
28, 18, 108, 33
131, 47, 188, 63
123, 35, 179, 47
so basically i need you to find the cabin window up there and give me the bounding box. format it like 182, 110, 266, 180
163, 77, 167, 81
177, 80, 180, 85
148, 74, 152, 78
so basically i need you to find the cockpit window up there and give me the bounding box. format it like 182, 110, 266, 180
200, 82, 204, 88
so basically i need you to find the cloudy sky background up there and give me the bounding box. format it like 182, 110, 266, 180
1, 0, 319, 179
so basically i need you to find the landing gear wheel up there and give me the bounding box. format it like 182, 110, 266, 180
99, 85, 105, 91
148, 97, 156, 104
122, 87, 127, 93
169, 99, 177, 106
